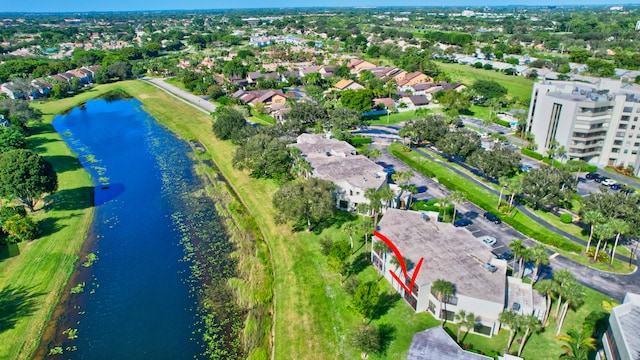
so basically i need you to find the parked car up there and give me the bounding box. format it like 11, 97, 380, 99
577, 177, 587, 183
520, 165, 533, 172
602, 179, 617, 186
479, 236, 497, 246
610, 183, 621, 190
594, 176, 607, 183
483, 212, 502, 224
585, 172, 600, 180
497, 251, 513, 261
453, 218, 472, 227
484, 263, 498, 273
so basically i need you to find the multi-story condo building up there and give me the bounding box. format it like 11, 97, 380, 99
601, 292, 640, 360
527, 79, 640, 175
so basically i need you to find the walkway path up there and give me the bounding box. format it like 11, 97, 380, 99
140, 77, 217, 114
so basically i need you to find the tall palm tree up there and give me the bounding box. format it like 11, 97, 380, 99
592, 222, 614, 261
506, 177, 522, 212
358, 214, 373, 254
609, 218, 629, 265
528, 244, 549, 284
438, 196, 451, 222
557, 328, 597, 360
556, 281, 585, 336
552, 269, 576, 320
497, 176, 509, 208
581, 210, 604, 253
372, 238, 390, 276
535, 279, 557, 326
364, 187, 395, 229
449, 191, 465, 224
509, 240, 526, 278
454, 309, 468, 343
517, 314, 542, 356
498, 310, 520, 353
341, 221, 358, 249
431, 279, 454, 324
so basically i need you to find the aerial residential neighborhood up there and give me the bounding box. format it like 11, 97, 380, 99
1, 4, 640, 360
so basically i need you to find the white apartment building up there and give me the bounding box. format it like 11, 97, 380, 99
527, 79, 640, 175
372, 209, 545, 337
601, 292, 640, 360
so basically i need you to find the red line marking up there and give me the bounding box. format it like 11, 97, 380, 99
374, 231, 425, 295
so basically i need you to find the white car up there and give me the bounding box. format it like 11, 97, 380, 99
479, 236, 497, 246
602, 179, 617, 186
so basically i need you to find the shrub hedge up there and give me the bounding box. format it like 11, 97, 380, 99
521, 147, 543, 160
560, 213, 573, 224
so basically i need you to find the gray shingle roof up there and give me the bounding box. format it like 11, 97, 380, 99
407, 326, 493, 360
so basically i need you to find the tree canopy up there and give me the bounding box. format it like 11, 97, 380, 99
0, 126, 26, 153
0, 149, 58, 211
520, 166, 575, 210
471, 80, 508, 99
233, 133, 293, 181
272, 177, 335, 232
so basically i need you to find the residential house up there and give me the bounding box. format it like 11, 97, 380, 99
601, 292, 640, 360
400, 95, 430, 110
68, 68, 92, 84
373, 97, 396, 110
396, 72, 433, 87
30, 79, 53, 98
1, 82, 23, 99
407, 326, 492, 360
289, 134, 390, 212
348, 59, 376, 73
232, 89, 292, 108
333, 79, 365, 91
246, 71, 279, 84
372, 209, 545, 337
0, 115, 10, 127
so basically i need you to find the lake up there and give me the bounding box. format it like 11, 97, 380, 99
38, 97, 233, 359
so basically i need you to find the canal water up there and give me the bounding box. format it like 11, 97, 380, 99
40, 97, 231, 359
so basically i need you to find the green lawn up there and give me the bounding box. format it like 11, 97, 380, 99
366, 109, 433, 126
437, 62, 535, 102
0, 99, 96, 359
163, 77, 190, 92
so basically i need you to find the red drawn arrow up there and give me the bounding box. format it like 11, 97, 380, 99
374, 230, 424, 295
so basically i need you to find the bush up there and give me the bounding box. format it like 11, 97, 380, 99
542, 157, 564, 168
349, 136, 372, 146
521, 147, 543, 160
495, 119, 511, 128
560, 213, 573, 224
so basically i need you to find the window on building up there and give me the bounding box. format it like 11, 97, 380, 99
633, 150, 638, 155
474, 323, 493, 336
403, 291, 417, 310
632, 126, 636, 130
349, 190, 353, 196
616, 132, 625, 137
339, 200, 348, 209
624, 107, 633, 113
621, 115, 630, 121
635, 117, 639, 121
624, 150, 628, 154
619, 124, 628, 129
614, 140, 623, 146
612, 148, 620, 153
545, 103, 562, 149
444, 295, 458, 306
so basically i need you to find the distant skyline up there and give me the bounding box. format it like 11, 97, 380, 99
1, 0, 638, 13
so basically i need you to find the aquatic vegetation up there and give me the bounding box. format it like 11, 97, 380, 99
62, 328, 78, 340
70, 282, 85, 294
48, 346, 63, 355
81, 253, 98, 267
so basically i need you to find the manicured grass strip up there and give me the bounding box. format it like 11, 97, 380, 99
0, 114, 95, 358
249, 109, 276, 125
366, 109, 432, 125
436, 62, 535, 102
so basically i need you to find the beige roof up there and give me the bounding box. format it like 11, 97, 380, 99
334, 79, 355, 90
376, 209, 506, 304
291, 134, 386, 191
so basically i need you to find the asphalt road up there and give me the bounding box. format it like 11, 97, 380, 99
141, 77, 218, 114
357, 125, 640, 301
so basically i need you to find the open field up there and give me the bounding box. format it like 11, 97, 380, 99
0, 99, 96, 358
437, 62, 535, 102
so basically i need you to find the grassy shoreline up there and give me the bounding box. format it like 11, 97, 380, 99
0, 100, 96, 359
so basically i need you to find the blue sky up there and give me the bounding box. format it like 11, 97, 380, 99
1, 0, 635, 12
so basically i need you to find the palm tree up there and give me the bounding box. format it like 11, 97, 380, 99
509, 240, 526, 278
535, 279, 557, 326
557, 328, 597, 360
359, 215, 374, 255
497, 176, 509, 208
431, 279, 454, 324
372, 238, 390, 276
609, 218, 629, 265
364, 187, 395, 229
528, 244, 549, 284
556, 281, 585, 336
505, 177, 522, 212
592, 222, 614, 261
449, 191, 465, 224
498, 310, 520, 353
341, 221, 358, 250
552, 269, 576, 320
517, 314, 542, 356
438, 196, 451, 222
581, 210, 604, 253
453, 310, 475, 344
